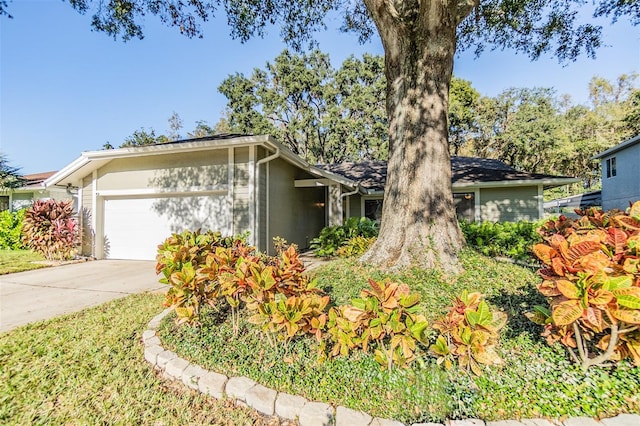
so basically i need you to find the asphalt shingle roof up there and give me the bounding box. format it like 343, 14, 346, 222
319, 157, 574, 191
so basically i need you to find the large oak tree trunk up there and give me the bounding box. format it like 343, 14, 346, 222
360, 0, 473, 272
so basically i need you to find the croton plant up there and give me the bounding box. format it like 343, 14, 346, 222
22, 199, 79, 261
528, 201, 640, 370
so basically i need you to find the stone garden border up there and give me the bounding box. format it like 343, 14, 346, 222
142, 308, 640, 426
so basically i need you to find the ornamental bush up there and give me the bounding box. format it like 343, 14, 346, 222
528, 202, 640, 370
0, 208, 26, 250
158, 230, 507, 372
310, 216, 378, 257
22, 200, 78, 260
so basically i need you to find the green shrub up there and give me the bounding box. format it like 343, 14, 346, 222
311, 217, 378, 257
0, 209, 26, 250
21, 200, 78, 260
460, 220, 543, 262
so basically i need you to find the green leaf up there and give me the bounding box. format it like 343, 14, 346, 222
613, 287, 640, 309
430, 335, 450, 356
466, 301, 492, 327
604, 275, 633, 290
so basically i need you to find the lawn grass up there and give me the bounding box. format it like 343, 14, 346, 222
0, 249, 47, 275
158, 249, 640, 423
0, 292, 289, 425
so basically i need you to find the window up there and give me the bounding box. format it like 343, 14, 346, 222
0, 196, 8, 212
453, 193, 475, 222
364, 199, 383, 223
606, 157, 617, 178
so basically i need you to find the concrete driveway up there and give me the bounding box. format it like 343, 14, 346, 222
0, 260, 167, 334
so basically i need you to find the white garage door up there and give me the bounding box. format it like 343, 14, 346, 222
103, 195, 229, 260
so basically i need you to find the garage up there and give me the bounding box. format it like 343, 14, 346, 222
103, 194, 229, 260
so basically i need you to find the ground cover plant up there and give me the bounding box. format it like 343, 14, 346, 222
158, 247, 640, 423
0, 292, 286, 425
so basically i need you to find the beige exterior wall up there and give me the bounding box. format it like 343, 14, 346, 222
80, 149, 235, 258
347, 194, 363, 218
80, 176, 94, 256
268, 158, 325, 255
479, 186, 540, 222
97, 150, 228, 192
232, 146, 251, 238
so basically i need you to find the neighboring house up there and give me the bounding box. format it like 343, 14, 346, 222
592, 134, 640, 211
44, 135, 578, 261
0, 171, 72, 212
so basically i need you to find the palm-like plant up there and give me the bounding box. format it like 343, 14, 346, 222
0, 154, 25, 190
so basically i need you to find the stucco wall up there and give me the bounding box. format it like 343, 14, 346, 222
601, 142, 640, 210
479, 186, 540, 222
268, 158, 325, 255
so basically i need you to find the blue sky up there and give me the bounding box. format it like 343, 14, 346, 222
1, 1, 638, 174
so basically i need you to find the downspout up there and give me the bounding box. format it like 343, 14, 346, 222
254, 145, 281, 251
341, 183, 360, 199
340, 183, 360, 220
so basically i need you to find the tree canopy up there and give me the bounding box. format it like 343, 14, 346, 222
3, 0, 637, 271
218, 50, 387, 164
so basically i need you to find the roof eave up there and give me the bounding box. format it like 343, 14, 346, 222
592, 134, 640, 160
308, 166, 360, 190
452, 177, 580, 189
45, 135, 281, 187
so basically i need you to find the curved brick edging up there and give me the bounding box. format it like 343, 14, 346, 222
142, 309, 640, 426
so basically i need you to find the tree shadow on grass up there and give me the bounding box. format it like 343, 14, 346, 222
486, 283, 548, 342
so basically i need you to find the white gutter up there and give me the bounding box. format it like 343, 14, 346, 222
43, 155, 91, 188
341, 183, 360, 199
254, 143, 281, 251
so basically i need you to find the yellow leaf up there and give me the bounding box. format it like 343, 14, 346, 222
611, 307, 640, 324
552, 300, 583, 326
556, 280, 580, 299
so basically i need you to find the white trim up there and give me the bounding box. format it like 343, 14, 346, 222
474, 188, 481, 222
294, 178, 332, 187
248, 145, 256, 245
592, 134, 640, 159
95, 187, 228, 198
266, 162, 270, 253
452, 177, 579, 190
537, 185, 544, 220
360, 194, 384, 219
77, 186, 83, 254
228, 147, 235, 236
91, 170, 97, 244
44, 135, 312, 189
